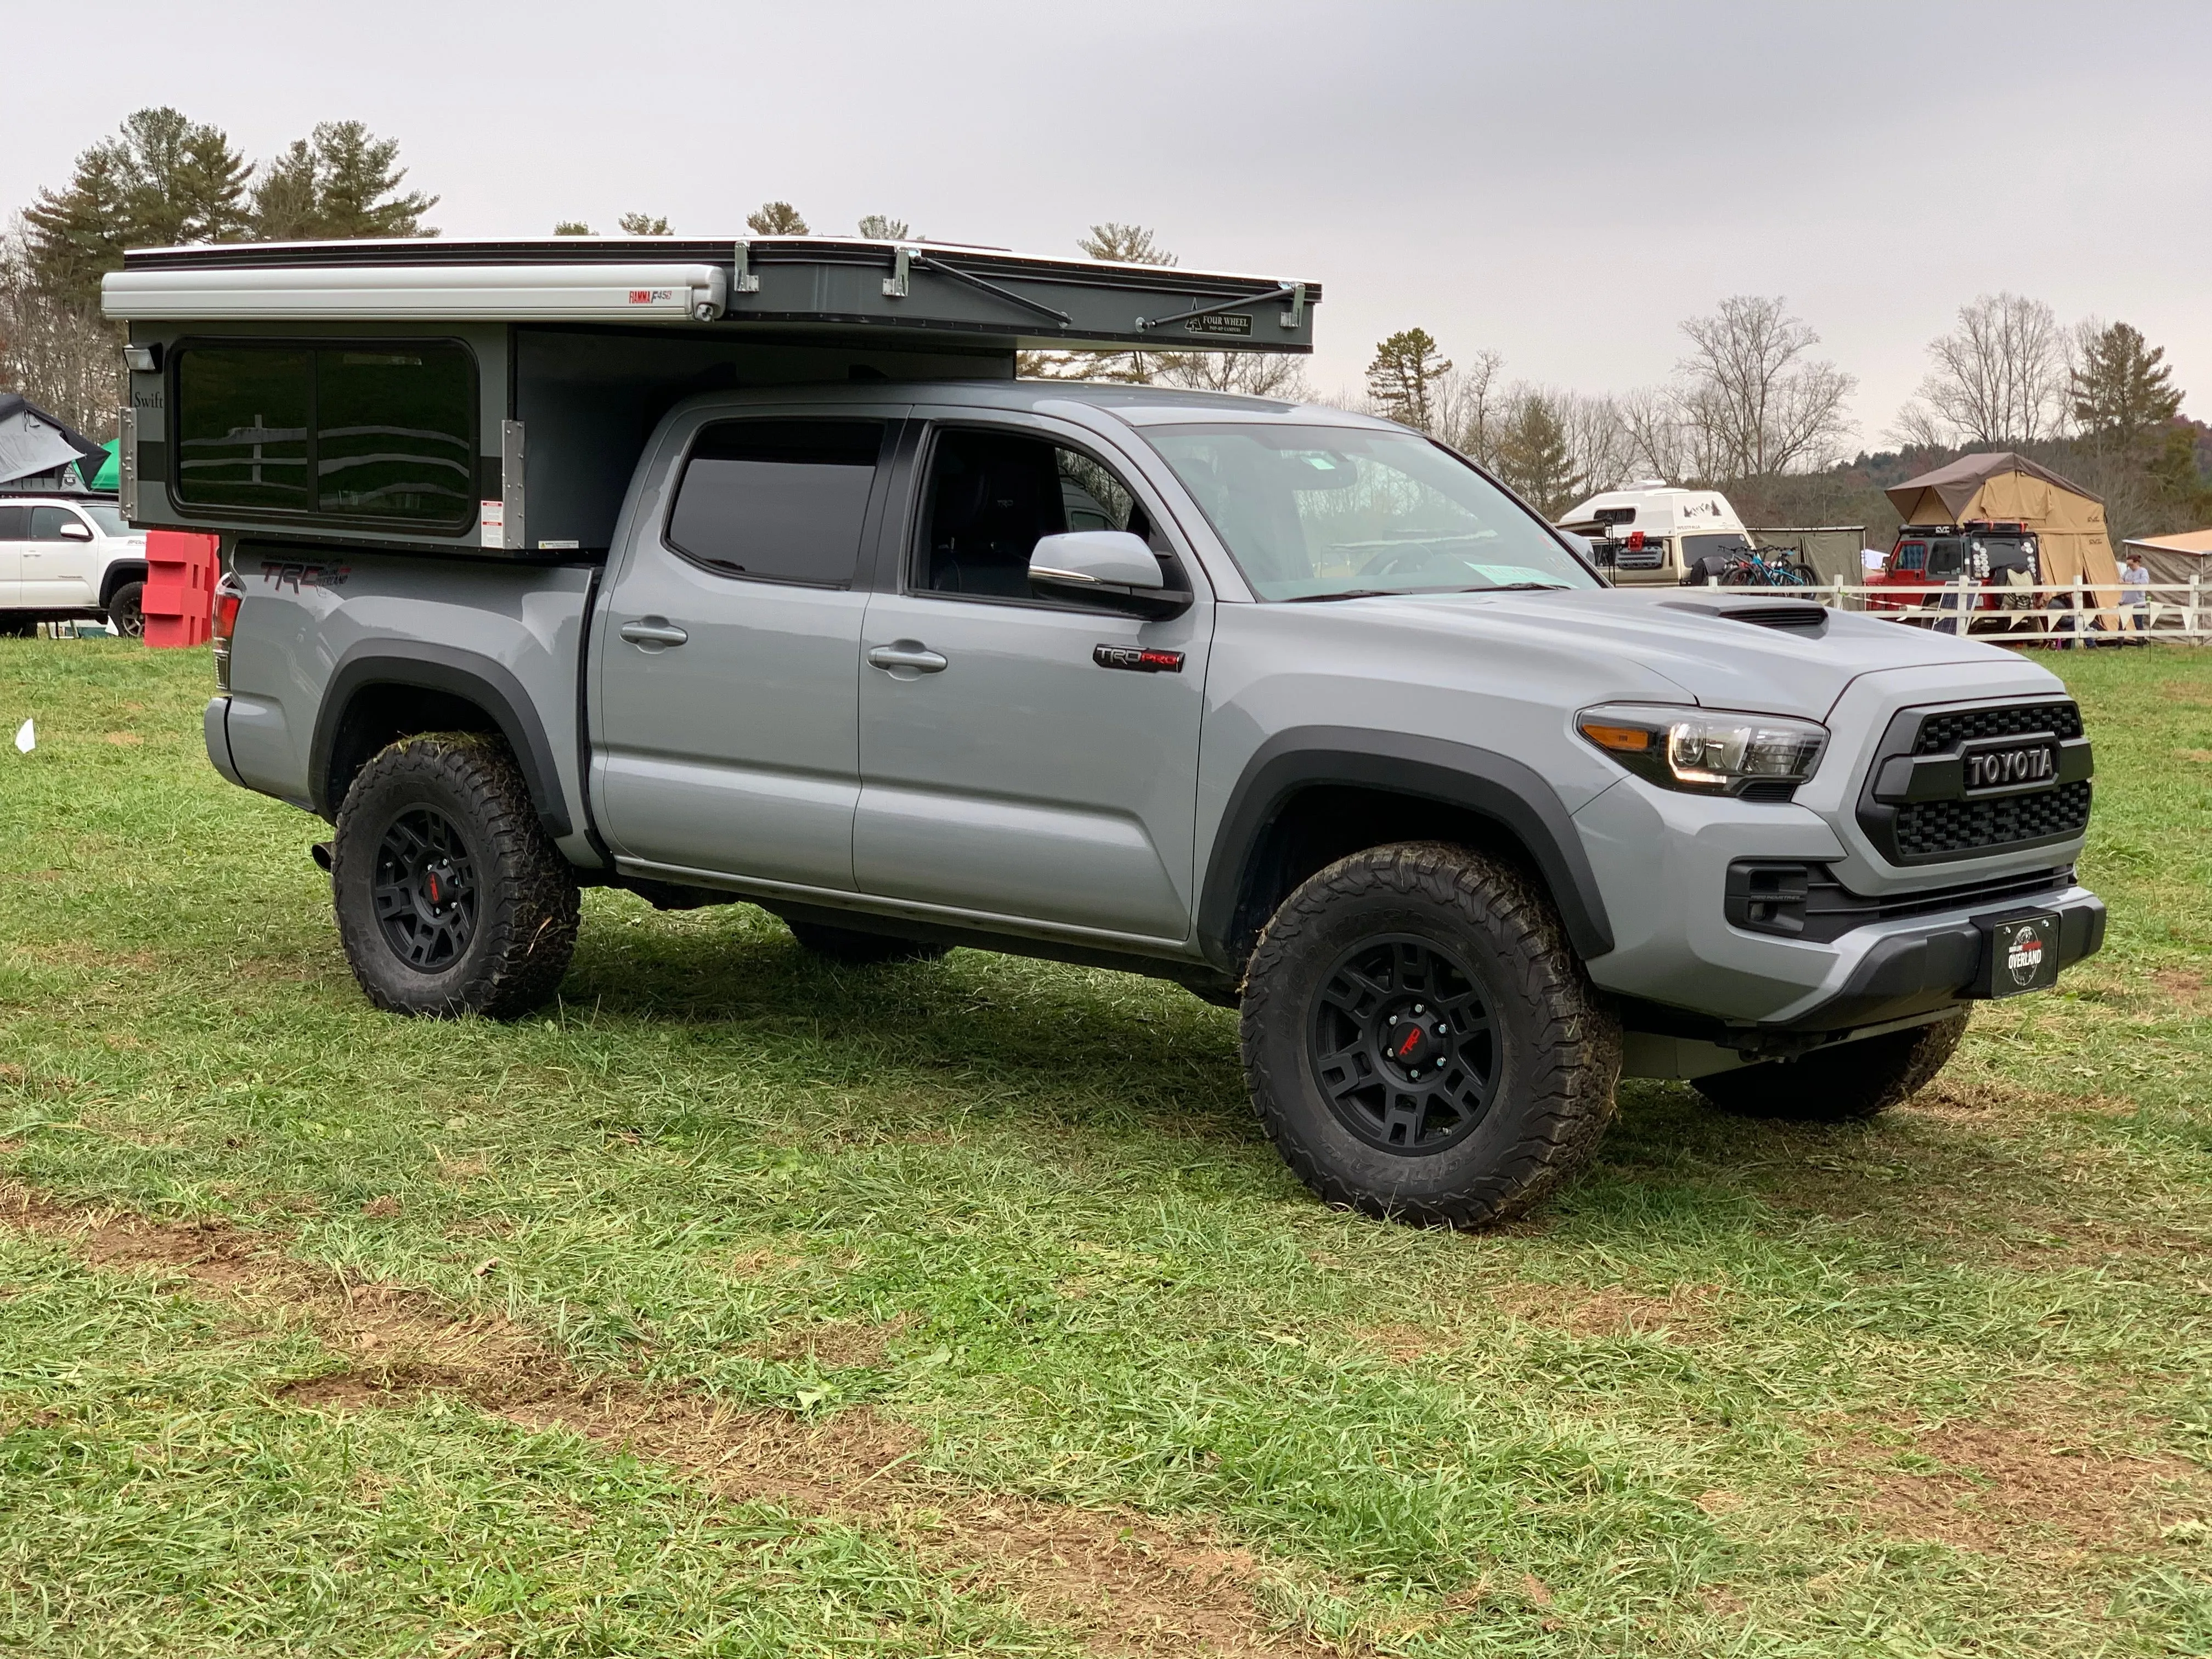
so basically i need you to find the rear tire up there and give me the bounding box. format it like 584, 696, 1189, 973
1239, 843, 1621, 1229
1692, 1012, 1967, 1122
0, 613, 37, 639
105, 583, 145, 639
331, 732, 579, 1019
787, 919, 949, 965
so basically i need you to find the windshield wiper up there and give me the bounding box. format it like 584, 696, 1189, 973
1281, 589, 1401, 603
1469, 582, 1571, 592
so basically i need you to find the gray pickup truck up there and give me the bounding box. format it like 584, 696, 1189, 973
110, 236, 2103, 1227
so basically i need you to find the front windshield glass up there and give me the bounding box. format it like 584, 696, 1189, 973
81, 504, 129, 536
1141, 423, 1597, 600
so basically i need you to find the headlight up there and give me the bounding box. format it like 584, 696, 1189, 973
1576, 703, 1828, 796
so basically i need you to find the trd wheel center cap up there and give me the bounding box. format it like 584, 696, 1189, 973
1380, 1006, 1451, 1080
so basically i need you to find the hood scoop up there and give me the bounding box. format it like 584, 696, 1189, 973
1659, 598, 1829, 636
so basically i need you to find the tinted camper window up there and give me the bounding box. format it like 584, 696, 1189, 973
666, 420, 884, 586
173, 342, 475, 528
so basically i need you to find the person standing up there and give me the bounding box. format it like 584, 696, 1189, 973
2120, 552, 2151, 642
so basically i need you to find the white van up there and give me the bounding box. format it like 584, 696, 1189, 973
1556, 483, 1753, 586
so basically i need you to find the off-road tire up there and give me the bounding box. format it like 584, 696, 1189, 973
1240, 842, 1622, 1228
1692, 1012, 1966, 1122
332, 732, 579, 1019
105, 583, 145, 639
786, 919, 949, 965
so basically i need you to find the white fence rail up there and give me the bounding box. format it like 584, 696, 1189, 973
1690, 576, 2210, 644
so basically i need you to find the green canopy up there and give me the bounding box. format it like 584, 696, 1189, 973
88, 440, 119, 491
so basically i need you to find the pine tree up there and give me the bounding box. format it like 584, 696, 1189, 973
617, 213, 671, 235
1366, 328, 1452, 433
22, 109, 251, 306
747, 201, 809, 235
552, 221, 592, 236
2071, 322, 2182, 456
1077, 223, 1176, 267
1493, 393, 1581, 515
857, 215, 911, 240
249, 122, 438, 241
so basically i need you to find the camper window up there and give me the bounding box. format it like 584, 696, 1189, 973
173, 341, 476, 529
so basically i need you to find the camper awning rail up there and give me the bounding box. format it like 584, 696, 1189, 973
105, 236, 1322, 353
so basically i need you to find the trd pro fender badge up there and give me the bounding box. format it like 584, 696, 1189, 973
1093, 645, 1184, 674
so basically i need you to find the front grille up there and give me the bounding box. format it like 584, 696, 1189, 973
1915, 699, 2082, 754
1895, 780, 2092, 857
1726, 859, 2072, 941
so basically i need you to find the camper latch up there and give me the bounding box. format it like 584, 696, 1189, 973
731, 240, 761, 295
883, 245, 912, 299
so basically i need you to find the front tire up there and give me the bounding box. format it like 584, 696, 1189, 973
1692, 1012, 1966, 1121
1240, 843, 1621, 1228
105, 582, 145, 639
331, 733, 579, 1019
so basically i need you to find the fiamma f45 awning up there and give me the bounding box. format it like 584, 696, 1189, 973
105, 259, 731, 324
103, 236, 1320, 352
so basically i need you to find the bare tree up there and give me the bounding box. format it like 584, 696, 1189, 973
1432, 348, 1506, 464
1558, 391, 1633, 498
1152, 351, 1311, 400
1676, 295, 1855, 477
1616, 385, 1688, 482
1894, 293, 2068, 449
0, 220, 121, 437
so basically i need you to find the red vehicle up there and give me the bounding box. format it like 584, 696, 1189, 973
1866, 521, 2041, 628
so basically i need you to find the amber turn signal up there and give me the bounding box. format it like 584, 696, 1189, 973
1577, 720, 1654, 753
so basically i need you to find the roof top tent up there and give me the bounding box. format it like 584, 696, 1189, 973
102, 235, 1321, 557
0, 394, 110, 493
1885, 452, 2121, 606
2120, 527, 2212, 588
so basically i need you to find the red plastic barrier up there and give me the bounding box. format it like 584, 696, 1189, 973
142, 530, 221, 648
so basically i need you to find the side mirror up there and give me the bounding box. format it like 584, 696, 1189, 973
1029, 531, 1191, 618
59, 521, 94, 541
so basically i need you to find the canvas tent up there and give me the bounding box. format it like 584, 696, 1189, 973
1885, 452, 2121, 614
0, 395, 108, 490
2122, 528, 2212, 588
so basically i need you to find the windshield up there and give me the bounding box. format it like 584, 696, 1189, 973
1140, 424, 1598, 600
81, 504, 131, 537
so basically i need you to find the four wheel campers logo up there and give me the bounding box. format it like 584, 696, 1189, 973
2001, 919, 2050, 989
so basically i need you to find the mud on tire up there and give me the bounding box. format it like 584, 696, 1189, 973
1692, 1012, 1967, 1122
332, 732, 580, 1019
1239, 842, 1621, 1229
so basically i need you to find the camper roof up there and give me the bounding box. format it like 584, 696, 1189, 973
103, 235, 1321, 355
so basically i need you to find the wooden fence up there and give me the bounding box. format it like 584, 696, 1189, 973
1697, 576, 2209, 645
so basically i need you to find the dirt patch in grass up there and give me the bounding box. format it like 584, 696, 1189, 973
2149, 968, 2212, 1013
1, 1182, 1318, 1657
1496, 1281, 1725, 1341
1827, 1409, 2206, 1558
755, 1316, 912, 1370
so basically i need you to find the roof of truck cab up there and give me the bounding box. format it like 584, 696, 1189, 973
104, 235, 1322, 356
673, 376, 1404, 428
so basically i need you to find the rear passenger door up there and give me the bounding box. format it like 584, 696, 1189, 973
0, 506, 25, 607
21, 506, 99, 606
593, 411, 902, 892
853, 413, 1211, 943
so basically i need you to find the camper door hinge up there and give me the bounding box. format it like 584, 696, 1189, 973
731, 240, 761, 295
883, 245, 912, 299
117, 405, 138, 520
1280, 282, 1306, 329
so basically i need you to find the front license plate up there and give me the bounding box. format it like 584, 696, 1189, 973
1979, 913, 2062, 997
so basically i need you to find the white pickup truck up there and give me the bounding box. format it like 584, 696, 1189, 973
0, 493, 149, 636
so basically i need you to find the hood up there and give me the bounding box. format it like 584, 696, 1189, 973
1317, 588, 2038, 721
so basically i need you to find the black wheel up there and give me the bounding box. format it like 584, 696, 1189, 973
0, 613, 37, 639
1240, 842, 1621, 1228
332, 733, 579, 1018
786, 919, 949, 965
1694, 1012, 1966, 1121
105, 583, 145, 639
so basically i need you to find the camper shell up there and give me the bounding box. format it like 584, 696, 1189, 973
106, 235, 1320, 555
1555, 484, 1756, 585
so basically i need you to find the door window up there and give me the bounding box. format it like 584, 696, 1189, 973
28, 507, 89, 540
665, 419, 885, 586
0, 506, 25, 538
913, 427, 1158, 600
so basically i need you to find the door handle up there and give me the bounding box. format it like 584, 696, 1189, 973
867, 641, 949, 674
619, 617, 689, 648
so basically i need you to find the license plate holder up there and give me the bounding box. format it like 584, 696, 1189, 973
1977, 912, 2062, 998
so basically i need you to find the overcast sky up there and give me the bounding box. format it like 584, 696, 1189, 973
10, 0, 2207, 448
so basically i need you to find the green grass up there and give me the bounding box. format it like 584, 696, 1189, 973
3, 639, 2209, 1656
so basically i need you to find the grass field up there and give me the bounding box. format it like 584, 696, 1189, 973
2, 639, 2209, 1658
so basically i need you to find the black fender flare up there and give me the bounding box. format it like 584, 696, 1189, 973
310, 642, 573, 838
1197, 727, 1616, 968
99, 560, 149, 608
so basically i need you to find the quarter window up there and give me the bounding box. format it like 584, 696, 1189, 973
666, 420, 885, 586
